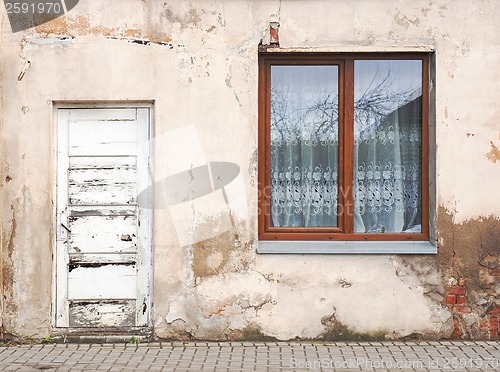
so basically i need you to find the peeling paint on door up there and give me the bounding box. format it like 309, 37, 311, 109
55, 107, 152, 329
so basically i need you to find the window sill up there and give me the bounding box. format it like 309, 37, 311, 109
256, 240, 437, 254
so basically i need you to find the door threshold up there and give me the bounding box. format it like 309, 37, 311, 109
53, 327, 153, 344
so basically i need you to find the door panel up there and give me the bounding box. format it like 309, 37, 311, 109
55, 107, 152, 328
68, 119, 138, 156
69, 206, 137, 217
69, 300, 136, 328
68, 167, 138, 205
69, 156, 137, 169
68, 215, 137, 253
68, 265, 137, 299
67, 108, 137, 121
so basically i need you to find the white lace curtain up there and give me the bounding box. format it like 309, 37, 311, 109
270, 66, 339, 227
270, 61, 422, 233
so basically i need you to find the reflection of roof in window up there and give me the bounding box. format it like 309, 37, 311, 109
355, 94, 422, 143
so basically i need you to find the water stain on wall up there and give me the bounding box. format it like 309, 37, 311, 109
437, 206, 500, 338
192, 220, 249, 280
1, 207, 18, 341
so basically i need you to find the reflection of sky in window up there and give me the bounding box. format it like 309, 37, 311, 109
355, 60, 421, 98
354, 60, 422, 97
354, 60, 422, 139
271, 66, 339, 142
271, 66, 339, 95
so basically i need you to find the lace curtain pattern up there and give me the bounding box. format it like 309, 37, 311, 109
270, 66, 339, 227
270, 61, 423, 233
354, 97, 422, 233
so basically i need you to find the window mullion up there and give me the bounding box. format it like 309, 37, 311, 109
342, 59, 355, 234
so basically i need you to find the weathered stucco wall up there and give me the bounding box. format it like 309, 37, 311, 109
0, 3, 3, 338
1, 0, 499, 341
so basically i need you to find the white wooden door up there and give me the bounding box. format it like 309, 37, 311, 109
55, 107, 152, 328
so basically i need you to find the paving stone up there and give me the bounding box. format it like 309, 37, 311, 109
0, 341, 498, 371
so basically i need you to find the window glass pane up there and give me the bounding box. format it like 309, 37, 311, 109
270, 66, 339, 227
354, 60, 422, 233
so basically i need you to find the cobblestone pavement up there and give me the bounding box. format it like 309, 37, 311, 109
0, 341, 498, 371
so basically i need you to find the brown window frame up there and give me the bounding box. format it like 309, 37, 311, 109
258, 52, 429, 241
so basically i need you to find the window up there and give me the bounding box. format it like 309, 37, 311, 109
258, 53, 429, 242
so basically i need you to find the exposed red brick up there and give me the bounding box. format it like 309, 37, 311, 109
490, 316, 499, 332
452, 319, 460, 339
269, 25, 279, 45
446, 295, 457, 305
491, 317, 499, 340
488, 306, 500, 315
489, 268, 500, 277
454, 306, 471, 314
447, 286, 466, 295
480, 319, 489, 329
456, 296, 466, 305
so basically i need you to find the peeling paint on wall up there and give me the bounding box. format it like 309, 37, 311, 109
486, 141, 500, 163
438, 207, 500, 339
394, 9, 420, 29
34, 14, 172, 43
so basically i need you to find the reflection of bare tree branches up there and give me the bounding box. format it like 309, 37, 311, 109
270, 87, 288, 131
270, 70, 418, 142
271, 87, 338, 142
304, 92, 338, 136
355, 69, 416, 138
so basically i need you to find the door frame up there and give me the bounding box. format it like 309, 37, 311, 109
52, 103, 154, 330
